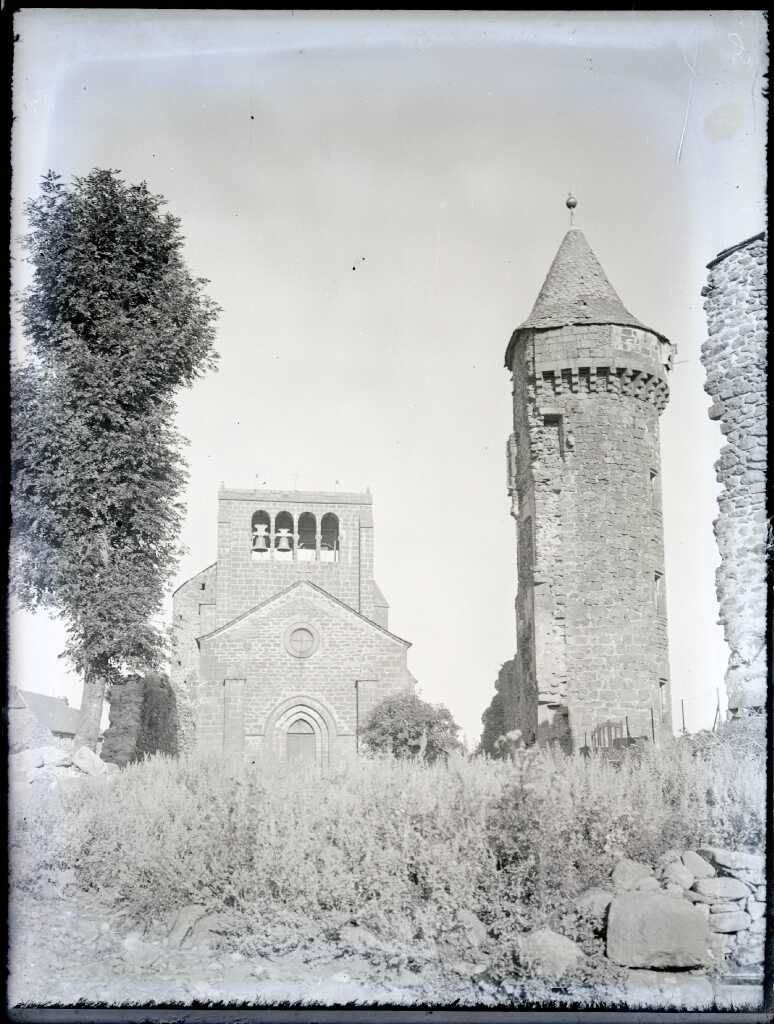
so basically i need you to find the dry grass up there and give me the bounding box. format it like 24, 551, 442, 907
10, 720, 765, 971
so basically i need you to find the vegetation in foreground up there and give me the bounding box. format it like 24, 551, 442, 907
11, 718, 765, 988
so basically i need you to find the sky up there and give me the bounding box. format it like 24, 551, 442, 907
9, 10, 767, 745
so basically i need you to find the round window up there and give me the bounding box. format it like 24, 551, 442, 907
284, 624, 319, 658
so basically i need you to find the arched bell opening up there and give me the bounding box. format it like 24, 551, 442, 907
251, 510, 271, 561
320, 513, 339, 563
274, 511, 294, 561
297, 512, 317, 562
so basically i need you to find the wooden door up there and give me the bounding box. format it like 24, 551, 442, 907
286, 718, 316, 765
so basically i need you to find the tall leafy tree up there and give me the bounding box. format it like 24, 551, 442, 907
11, 169, 219, 749
361, 692, 463, 763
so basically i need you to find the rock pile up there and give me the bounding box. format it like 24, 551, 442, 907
10, 744, 119, 795
572, 848, 766, 973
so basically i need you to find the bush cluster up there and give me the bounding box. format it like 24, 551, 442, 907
11, 723, 765, 967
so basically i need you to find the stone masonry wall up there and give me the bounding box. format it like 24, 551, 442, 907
170, 561, 218, 753
508, 323, 672, 749
701, 233, 767, 713
196, 586, 413, 763
215, 491, 375, 628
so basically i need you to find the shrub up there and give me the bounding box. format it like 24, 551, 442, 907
9, 719, 764, 970
361, 692, 463, 762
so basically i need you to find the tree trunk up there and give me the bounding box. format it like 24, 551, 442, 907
73, 670, 106, 751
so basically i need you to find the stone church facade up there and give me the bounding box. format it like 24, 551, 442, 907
171, 488, 416, 765
503, 227, 673, 750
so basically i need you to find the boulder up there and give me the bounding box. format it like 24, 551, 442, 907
746, 898, 765, 921
40, 746, 73, 767
663, 861, 694, 890
684, 890, 715, 904
754, 885, 766, 901
635, 876, 660, 893
735, 937, 765, 966
612, 858, 654, 892
748, 917, 765, 935
121, 930, 162, 967
697, 848, 764, 886
167, 904, 207, 948
518, 929, 582, 979
573, 888, 613, 922
664, 883, 685, 899
624, 969, 714, 1010
655, 849, 683, 869
10, 748, 45, 774
606, 893, 710, 969
185, 911, 231, 952
72, 746, 108, 776
709, 900, 745, 914
693, 877, 750, 901
681, 850, 716, 878
455, 909, 489, 948
708, 932, 736, 952
709, 911, 751, 933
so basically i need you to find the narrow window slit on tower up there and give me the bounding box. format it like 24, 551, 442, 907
659, 679, 668, 722
578, 367, 591, 393
654, 571, 665, 616
506, 434, 518, 495
650, 469, 659, 510
542, 408, 565, 460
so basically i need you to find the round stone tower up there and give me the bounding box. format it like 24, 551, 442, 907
504, 223, 673, 750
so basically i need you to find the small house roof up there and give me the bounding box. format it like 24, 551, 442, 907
19, 688, 81, 735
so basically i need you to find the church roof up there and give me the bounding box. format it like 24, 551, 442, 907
506, 228, 668, 365
196, 579, 410, 648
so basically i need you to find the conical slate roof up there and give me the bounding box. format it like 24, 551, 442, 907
507, 229, 669, 361
522, 228, 646, 331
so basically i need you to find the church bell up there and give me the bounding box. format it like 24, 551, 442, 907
275, 529, 292, 552
252, 525, 269, 552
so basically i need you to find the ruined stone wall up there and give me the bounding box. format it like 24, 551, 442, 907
507, 323, 672, 749
101, 673, 178, 766
701, 233, 767, 713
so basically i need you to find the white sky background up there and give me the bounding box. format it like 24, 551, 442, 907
9, 10, 767, 745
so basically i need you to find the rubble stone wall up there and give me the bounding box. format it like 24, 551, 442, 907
701, 233, 767, 713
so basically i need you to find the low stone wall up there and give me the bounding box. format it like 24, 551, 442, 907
572, 846, 765, 974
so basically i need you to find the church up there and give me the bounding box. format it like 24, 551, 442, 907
170, 487, 417, 766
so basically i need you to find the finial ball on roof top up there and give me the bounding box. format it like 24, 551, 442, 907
566, 193, 577, 211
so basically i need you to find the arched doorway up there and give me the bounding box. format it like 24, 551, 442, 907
265, 695, 337, 769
